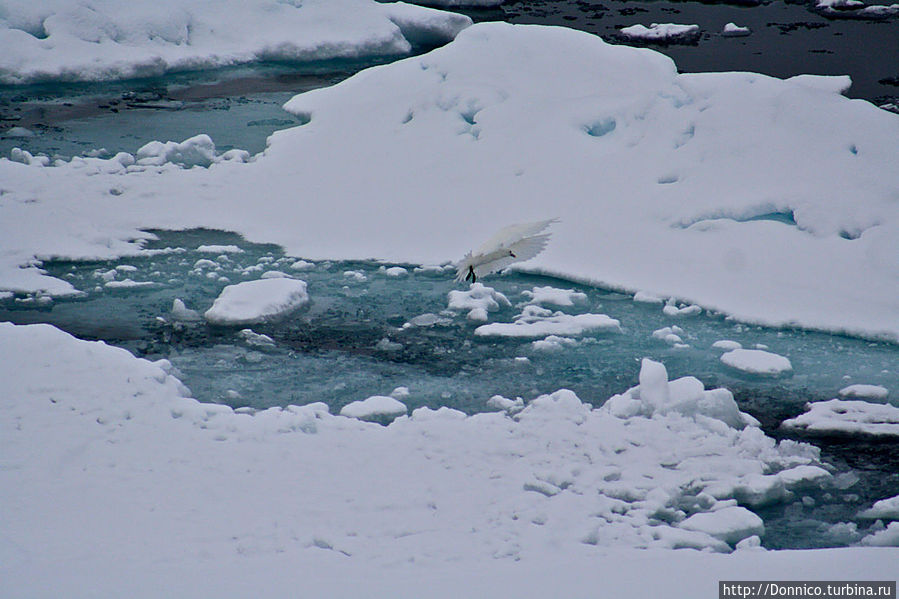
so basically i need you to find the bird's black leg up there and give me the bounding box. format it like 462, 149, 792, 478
509, 251, 516, 258
466, 265, 476, 283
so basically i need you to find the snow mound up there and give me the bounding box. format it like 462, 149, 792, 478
447, 282, 511, 322
620, 23, 701, 43
339, 395, 408, 423
475, 305, 620, 338
204, 278, 309, 325
603, 358, 758, 429
0, 0, 472, 84
838, 384, 889, 399
860, 522, 899, 547
678, 506, 765, 545
781, 399, 899, 437
859, 495, 899, 520
136, 135, 218, 168
720, 349, 793, 376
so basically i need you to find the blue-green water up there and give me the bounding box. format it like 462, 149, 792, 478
1, 228, 897, 550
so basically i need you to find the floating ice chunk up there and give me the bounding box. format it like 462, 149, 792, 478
720, 349, 792, 376
403, 313, 451, 328
382, 266, 409, 277
531, 335, 578, 351
816, 0, 864, 8
859, 495, 899, 520
3, 126, 35, 138
238, 329, 275, 348
204, 278, 309, 325
197, 245, 243, 254
171, 298, 202, 321
105, 279, 155, 289
781, 399, 899, 437
136, 134, 217, 168
475, 305, 620, 338
722, 23, 751, 37
620, 23, 701, 42
860, 522, 899, 547
193, 259, 220, 270
678, 506, 765, 546
9, 148, 49, 166
633, 291, 664, 304
375, 338, 403, 352
260, 270, 293, 279
522, 286, 587, 307
652, 326, 685, 345
663, 299, 702, 317
712, 340, 742, 351
289, 260, 315, 271
776, 465, 831, 487
340, 395, 407, 423
735, 535, 764, 551
447, 283, 510, 322
603, 358, 755, 429
838, 384, 889, 400
390, 386, 410, 399
343, 270, 367, 282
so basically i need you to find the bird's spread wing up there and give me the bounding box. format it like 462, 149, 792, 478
455, 219, 557, 283
473, 218, 557, 256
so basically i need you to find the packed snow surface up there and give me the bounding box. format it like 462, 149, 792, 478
720, 349, 793, 376
4, 321, 897, 596
2, 23, 899, 342
0, 0, 472, 83
620, 23, 701, 42
204, 278, 309, 325
782, 399, 899, 437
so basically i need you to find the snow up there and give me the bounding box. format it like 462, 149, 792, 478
633, 291, 665, 304
859, 495, 899, 520
339, 395, 408, 422
197, 244, 244, 254
531, 335, 578, 351
522, 285, 587, 307
781, 399, 899, 437
720, 349, 793, 376
170, 298, 202, 321
678, 506, 765, 546
1, 23, 897, 340
1, 321, 897, 593
860, 522, 899, 547
447, 282, 511, 322
712, 340, 743, 351
475, 305, 621, 338
620, 23, 701, 42
838, 383, 889, 399
0, 0, 471, 84
204, 278, 309, 325
722, 23, 751, 37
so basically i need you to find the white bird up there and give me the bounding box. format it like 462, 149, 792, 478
454, 218, 557, 284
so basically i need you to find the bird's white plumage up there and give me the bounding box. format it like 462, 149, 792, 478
455, 219, 557, 283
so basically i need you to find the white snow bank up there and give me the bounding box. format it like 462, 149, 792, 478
720, 349, 793, 376
0, 0, 471, 84
861, 522, 899, 547
204, 278, 309, 325
781, 399, 899, 437
2, 322, 897, 592
620, 23, 701, 42
838, 384, 889, 399
2, 23, 899, 340
339, 395, 408, 422
859, 495, 899, 520
475, 304, 620, 338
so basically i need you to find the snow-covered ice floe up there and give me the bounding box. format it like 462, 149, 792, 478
619, 23, 702, 43
6, 321, 897, 594
722, 22, 751, 37
0, 0, 472, 84
204, 278, 309, 325
782, 399, 899, 437
474, 304, 621, 338
720, 348, 793, 376
3, 23, 897, 339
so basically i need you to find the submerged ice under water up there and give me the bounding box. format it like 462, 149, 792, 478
2, 228, 897, 550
